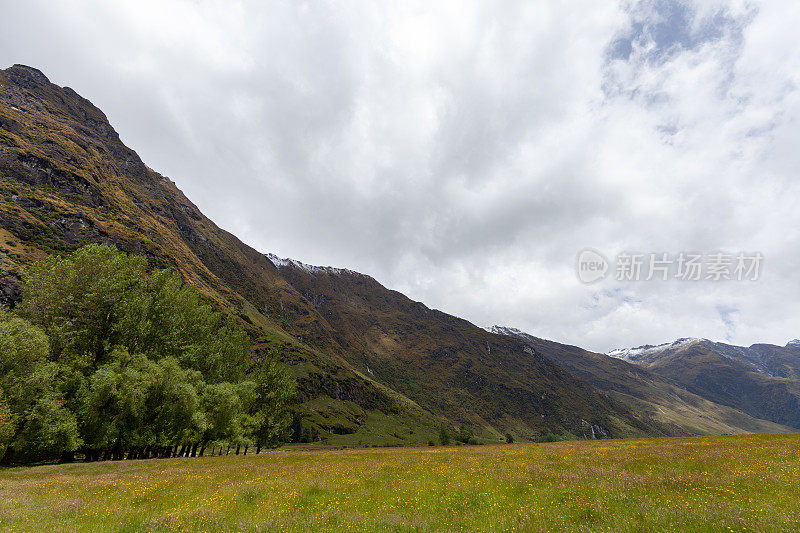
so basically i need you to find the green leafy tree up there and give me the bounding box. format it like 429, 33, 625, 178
119, 269, 250, 382
8, 362, 81, 461
0, 389, 14, 455
455, 426, 474, 444
13, 393, 80, 463
248, 350, 297, 451
138, 357, 205, 450
16, 244, 251, 382
289, 412, 303, 443
0, 310, 81, 464
3, 244, 296, 463
0, 310, 50, 408
81, 351, 209, 457
201, 382, 245, 447
439, 427, 451, 446
80, 362, 123, 452
16, 244, 147, 364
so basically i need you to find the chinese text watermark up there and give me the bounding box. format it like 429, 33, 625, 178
576, 250, 763, 284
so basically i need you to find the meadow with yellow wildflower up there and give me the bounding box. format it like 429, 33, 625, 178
0, 433, 798, 531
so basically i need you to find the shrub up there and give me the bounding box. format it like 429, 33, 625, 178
455, 426, 473, 444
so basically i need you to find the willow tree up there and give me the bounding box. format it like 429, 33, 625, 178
1, 244, 296, 464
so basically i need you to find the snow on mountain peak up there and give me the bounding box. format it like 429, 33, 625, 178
485, 325, 524, 336
265, 253, 356, 276
788, 339, 800, 347
607, 338, 702, 362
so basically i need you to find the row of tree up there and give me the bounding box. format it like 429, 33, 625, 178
0, 244, 296, 464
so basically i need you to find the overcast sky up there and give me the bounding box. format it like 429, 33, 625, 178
2, 0, 799, 352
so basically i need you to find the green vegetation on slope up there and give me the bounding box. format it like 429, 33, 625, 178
640, 342, 800, 429
501, 330, 793, 435
0, 244, 295, 465
272, 262, 673, 441
0, 433, 798, 531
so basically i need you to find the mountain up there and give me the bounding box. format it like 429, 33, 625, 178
0, 64, 668, 444
489, 326, 792, 435
608, 338, 800, 428
608, 338, 800, 379
0, 64, 426, 444
266, 257, 679, 441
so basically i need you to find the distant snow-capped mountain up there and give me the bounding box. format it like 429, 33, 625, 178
608, 338, 800, 378
603, 336, 800, 429
482, 325, 795, 434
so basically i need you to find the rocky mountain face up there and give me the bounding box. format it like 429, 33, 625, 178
609, 338, 800, 379
489, 327, 793, 435
608, 337, 800, 429
0, 64, 670, 444
266, 257, 675, 440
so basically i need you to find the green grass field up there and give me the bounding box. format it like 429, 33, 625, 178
1, 434, 798, 532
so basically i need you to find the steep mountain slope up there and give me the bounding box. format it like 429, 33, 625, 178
267, 256, 672, 440
608, 338, 800, 429
0, 64, 661, 443
489, 327, 792, 435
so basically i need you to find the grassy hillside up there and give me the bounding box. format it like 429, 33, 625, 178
1, 434, 798, 531
648, 346, 800, 429
271, 261, 672, 441
615, 340, 800, 429
497, 328, 793, 435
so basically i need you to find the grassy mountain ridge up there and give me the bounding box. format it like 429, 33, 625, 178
490, 327, 792, 435
608, 339, 800, 429
0, 64, 666, 443
269, 258, 674, 440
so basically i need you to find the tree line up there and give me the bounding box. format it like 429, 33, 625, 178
0, 244, 296, 465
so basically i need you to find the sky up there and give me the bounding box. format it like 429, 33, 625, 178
2, 0, 799, 353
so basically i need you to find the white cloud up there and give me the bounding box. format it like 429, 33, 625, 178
2, 0, 798, 352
